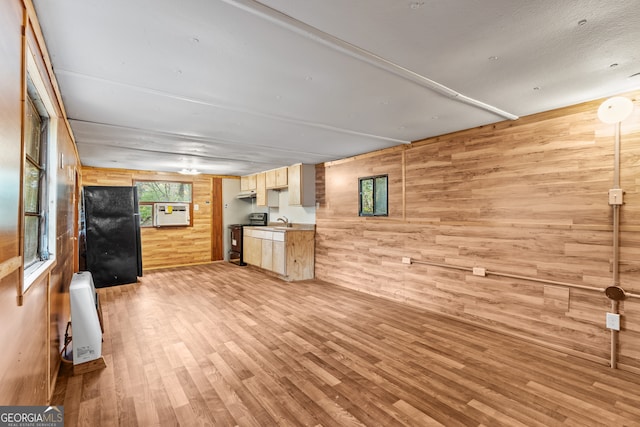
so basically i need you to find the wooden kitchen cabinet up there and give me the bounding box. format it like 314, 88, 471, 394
243, 233, 262, 266
257, 172, 279, 207
261, 238, 273, 271
243, 228, 272, 270
240, 174, 257, 191
272, 239, 286, 275
281, 230, 314, 280
288, 163, 315, 206
275, 167, 288, 187
256, 172, 266, 206
242, 227, 314, 281
265, 169, 276, 189
266, 167, 289, 190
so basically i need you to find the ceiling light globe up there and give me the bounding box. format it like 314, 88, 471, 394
598, 96, 634, 124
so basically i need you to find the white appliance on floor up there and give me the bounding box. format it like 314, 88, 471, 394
69, 271, 103, 365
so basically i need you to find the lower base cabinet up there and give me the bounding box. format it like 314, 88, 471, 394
272, 240, 286, 275
261, 238, 273, 271
243, 235, 262, 266
243, 228, 314, 281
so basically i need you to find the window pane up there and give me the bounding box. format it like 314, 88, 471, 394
24, 216, 40, 267
136, 181, 192, 202
360, 178, 374, 215
23, 72, 51, 289
139, 205, 153, 227
24, 162, 40, 213
25, 98, 41, 161
374, 176, 388, 215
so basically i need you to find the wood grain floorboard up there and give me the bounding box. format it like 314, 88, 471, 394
52, 263, 640, 426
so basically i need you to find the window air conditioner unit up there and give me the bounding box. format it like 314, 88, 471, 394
154, 203, 190, 227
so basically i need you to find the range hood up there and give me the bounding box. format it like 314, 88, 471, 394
236, 190, 257, 199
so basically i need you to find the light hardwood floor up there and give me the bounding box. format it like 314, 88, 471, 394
52, 263, 640, 426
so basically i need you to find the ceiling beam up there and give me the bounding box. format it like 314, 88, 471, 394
221, 0, 519, 121
59, 69, 411, 145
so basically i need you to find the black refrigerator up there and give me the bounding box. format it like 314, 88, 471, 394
82, 186, 143, 288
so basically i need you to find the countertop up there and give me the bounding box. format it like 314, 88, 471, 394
244, 224, 316, 232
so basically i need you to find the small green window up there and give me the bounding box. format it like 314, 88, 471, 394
135, 181, 192, 203
134, 181, 193, 227
138, 205, 153, 227
359, 175, 388, 216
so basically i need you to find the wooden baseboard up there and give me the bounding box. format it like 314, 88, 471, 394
354, 288, 611, 368
143, 260, 218, 271
73, 356, 106, 376
617, 362, 640, 376
0, 255, 21, 281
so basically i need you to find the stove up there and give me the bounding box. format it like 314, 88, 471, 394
229, 212, 268, 266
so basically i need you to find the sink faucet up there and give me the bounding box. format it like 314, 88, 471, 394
276, 216, 290, 227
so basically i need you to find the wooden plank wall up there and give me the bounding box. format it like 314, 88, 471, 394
315, 91, 640, 372
49, 124, 80, 391
0, 0, 81, 404
81, 167, 225, 269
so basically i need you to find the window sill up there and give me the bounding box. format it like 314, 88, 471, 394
23, 257, 56, 293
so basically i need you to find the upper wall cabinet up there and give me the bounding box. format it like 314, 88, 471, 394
266, 167, 288, 190
288, 163, 315, 207
256, 172, 279, 207
241, 163, 315, 207
256, 172, 266, 206
240, 174, 257, 191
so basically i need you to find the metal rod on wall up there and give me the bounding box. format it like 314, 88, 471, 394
611, 121, 622, 369
410, 258, 610, 294
597, 96, 634, 369
612, 121, 621, 287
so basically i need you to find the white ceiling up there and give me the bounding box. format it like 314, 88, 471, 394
33, 0, 640, 176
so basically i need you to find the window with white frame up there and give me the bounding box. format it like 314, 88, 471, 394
23, 78, 49, 269
22, 51, 57, 292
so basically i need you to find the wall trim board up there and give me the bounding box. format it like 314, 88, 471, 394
81, 165, 237, 180
322, 144, 407, 168
211, 178, 223, 261
143, 260, 219, 271
0, 256, 22, 281
618, 363, 640, 376
316, 216, 633, 232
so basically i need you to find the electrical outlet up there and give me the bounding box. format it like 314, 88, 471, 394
606, 313, 620, 331
608, 189, 624, 205
401, 257, 412, 265
472, 267, 486, 277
